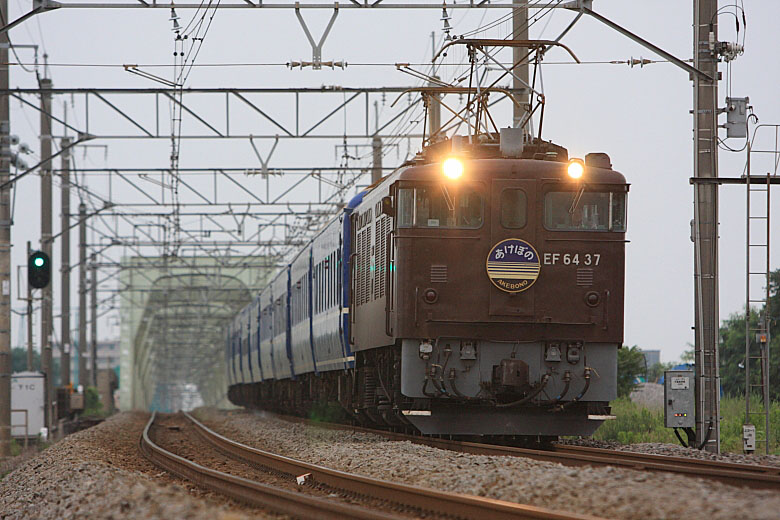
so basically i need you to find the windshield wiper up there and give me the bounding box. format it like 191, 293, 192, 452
569, 186, 586, 215
440, 183, 455, 212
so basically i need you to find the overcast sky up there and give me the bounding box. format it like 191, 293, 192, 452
4, 1, 779, 364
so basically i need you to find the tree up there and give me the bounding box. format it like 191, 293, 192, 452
11, 347, 40, 373
11, 347, 60, 385
680, 343, 695, 364
647, 361, 674, 384
617, 345, 646, 397
718, 269, 780, 401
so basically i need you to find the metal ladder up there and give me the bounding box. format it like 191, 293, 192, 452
744, 136, 773, 455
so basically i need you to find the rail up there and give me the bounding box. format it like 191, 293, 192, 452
139, 412, 396, 520
267, 412, 780, 491
181, 411, 604, 520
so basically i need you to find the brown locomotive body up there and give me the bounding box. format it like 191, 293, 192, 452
227, 134, 628, 439
351, 137, 626, 436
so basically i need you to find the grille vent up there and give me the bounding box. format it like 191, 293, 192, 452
375, 216, 390, 298
430, 265, 448, 283
576, 268, 594, 287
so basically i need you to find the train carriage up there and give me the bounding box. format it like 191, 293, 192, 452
258, 287, 275, 381
311, 220, 350, 372
290, 245, 315, 375
270, 269, 293, 380
226, 133, 628, 439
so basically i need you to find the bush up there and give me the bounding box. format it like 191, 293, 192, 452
617, 346, 646, 397
592, 396, 780, 454
594, 397, 677, 444
83, 387, 104, 417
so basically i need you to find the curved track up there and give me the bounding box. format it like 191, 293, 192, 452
269, 413, 780, 490
141, 411, 603, 520
139, 412, 394, 519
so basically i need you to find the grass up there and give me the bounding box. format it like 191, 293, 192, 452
9, 439, 21, 457
591, 396, 780, 454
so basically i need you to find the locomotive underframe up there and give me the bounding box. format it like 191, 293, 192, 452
228, 339, 614, 437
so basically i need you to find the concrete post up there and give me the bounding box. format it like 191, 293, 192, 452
512, 0, 530, 135
60, 137, 71, 387
78, 203, 87, 387
39, 77, 54, 428
90, 256, 97, 387
371, 136, 383, 184
692, 0, 721, 453
0, 0, 12, 455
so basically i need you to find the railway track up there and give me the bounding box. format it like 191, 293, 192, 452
140, 411, 603, 520
266, 412, 780, 491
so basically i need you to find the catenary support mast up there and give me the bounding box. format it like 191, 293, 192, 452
60, 137, 71, 388
692, 0, 720, 453
0, 0, 11, 457
90, 256, 97, 386
512, 0, 529, 134
78, 203, 87, 386
39, 76, 54, 430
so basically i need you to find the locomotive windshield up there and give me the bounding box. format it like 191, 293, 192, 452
544, 191, 626, 232
397, 185, 483, 229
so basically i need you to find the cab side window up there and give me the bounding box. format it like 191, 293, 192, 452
500, 189, 527, 229
544, 191, 627, 231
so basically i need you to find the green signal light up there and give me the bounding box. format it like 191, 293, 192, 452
33, 257, 45, 267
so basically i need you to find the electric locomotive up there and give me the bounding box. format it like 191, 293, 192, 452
226, 130, 628, 438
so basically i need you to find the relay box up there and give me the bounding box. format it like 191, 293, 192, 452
664, 370, 695, 429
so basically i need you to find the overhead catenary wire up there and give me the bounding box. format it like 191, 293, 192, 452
3, 58, 689, 68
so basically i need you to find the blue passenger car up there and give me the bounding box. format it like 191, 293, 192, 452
225, 198, 361, 389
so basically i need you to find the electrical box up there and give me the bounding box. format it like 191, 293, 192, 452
725, 96, 749, 138
11, 371, 45, 438
743, 424, 756, 453
664, 370, 695, 428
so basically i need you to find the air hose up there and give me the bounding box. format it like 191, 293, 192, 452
495, 375, 551, 408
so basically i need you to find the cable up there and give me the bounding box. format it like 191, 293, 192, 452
3, 59, 689, 69
0, 5, 36, 73
673, 427, 689, 448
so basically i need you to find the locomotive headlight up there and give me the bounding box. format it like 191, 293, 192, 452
567, 159, 585, 180
442, 157, 464, 179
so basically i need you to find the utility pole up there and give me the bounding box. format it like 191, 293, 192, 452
427, 32, 441, 143
692, 0, 720, 453
60, 137, 71, 387
371, 101, 382, 184
78, 203, 87, 387
512, 0, 530, 135
90, 256, 97, 387
26, 242, 33, 371
0, 0, 12, 457
371, 137, 382, 184
39, 75, 54, 430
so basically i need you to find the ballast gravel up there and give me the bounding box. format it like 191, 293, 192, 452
195, 408, 780, 520
0, 412, 266, 520
560, 437, 780, 467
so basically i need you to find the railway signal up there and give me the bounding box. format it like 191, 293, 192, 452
28, 250, 51, 289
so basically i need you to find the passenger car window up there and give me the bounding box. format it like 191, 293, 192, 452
397, 185, 483, 229
544, 191, 626, 231
500, 189, 527, 228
